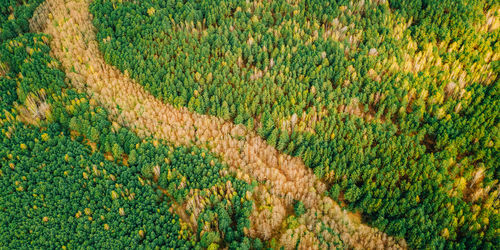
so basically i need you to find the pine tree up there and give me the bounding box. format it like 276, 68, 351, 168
258, 111, 274, 137
286, 140, 295, 155
111, 143, 123, 159
221, 101, 231, 120
267, 128, 279, 147
245, 117, 254, 130
89, 127, 100, 141
69, 117, 80, 132
128, 149, 138, 166
277, 130, 289, 151
294, 201, 306, 216
234, 114, 244, 124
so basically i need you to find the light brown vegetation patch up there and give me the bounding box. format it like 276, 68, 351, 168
15, 89, 51, 126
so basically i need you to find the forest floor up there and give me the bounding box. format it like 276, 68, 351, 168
29, 0, 405, 248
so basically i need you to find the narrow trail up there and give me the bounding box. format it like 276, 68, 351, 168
30, 0, 405, 248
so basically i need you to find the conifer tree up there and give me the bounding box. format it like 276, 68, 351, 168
267, 128, 279, 147
69, 116, 80, 132
89, 127, 100, 141
112, 143, 123, 159
277, 129, 289, 151
128, 149, 138, 166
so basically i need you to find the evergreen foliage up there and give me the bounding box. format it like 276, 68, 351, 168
0, 0, 498, 248
90, 0, 499, 248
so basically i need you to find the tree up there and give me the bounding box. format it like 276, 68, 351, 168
69, 117, 80, 132
258, 111, 274, 137
128, 149, 138, 166
111, 143, 123, 159
267, 128, 279, 147
221, 101, 231, 120
286, 140, 295, 155
277, 129, 289, 151
200, 231, 220, 248
89, 127, 100, 141
294, 201, 306, 216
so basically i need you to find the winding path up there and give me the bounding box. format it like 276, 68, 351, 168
30, 0, 405, 248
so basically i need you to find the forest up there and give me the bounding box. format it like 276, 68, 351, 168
0, 0, 498, 249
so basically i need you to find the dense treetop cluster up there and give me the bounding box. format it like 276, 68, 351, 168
24, 0, 365, 247
0, 6, 259, 248
91, 0, 499, 248
0, 0, 45, 42
0, 0, 498, 248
